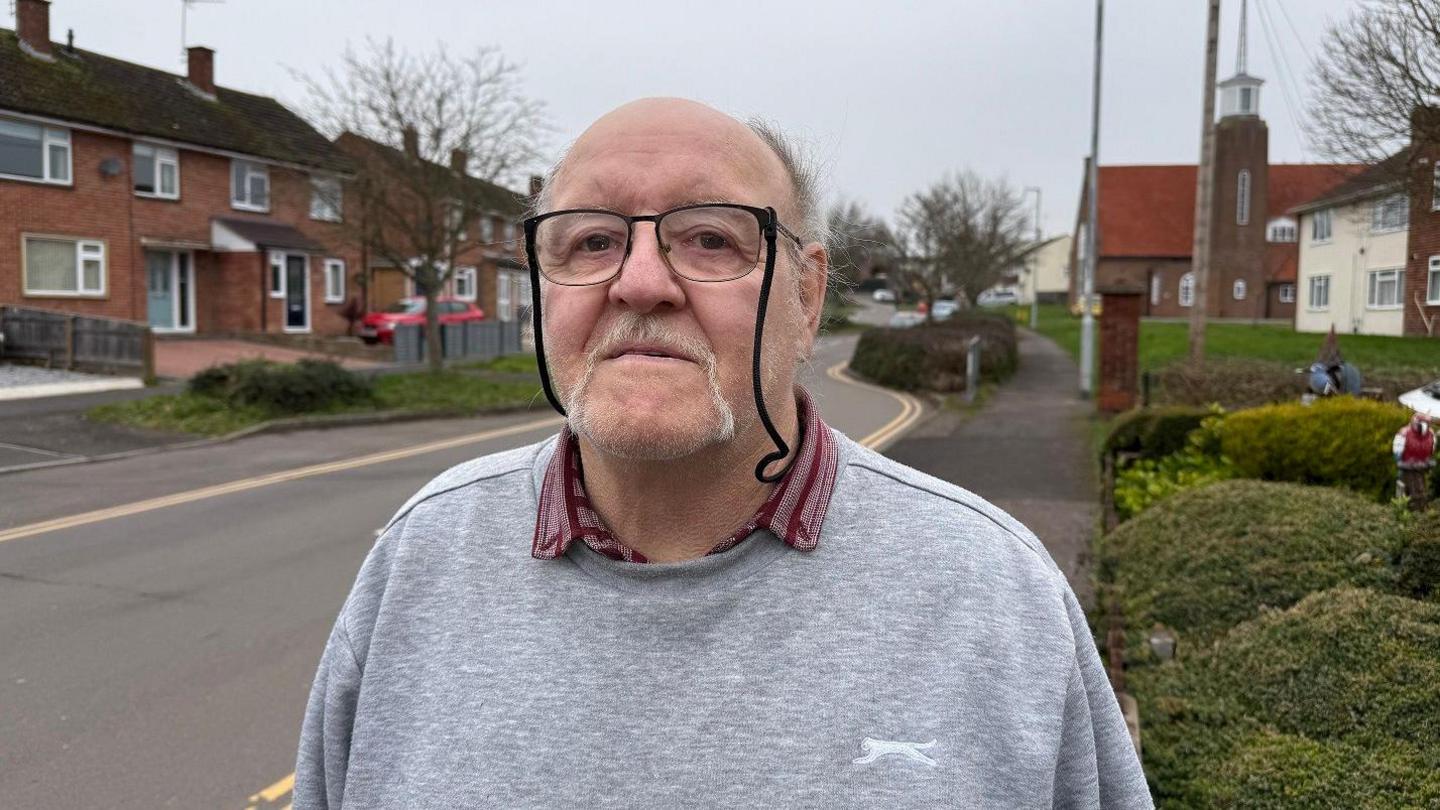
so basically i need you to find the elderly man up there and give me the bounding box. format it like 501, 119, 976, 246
295, 98, 1151, 808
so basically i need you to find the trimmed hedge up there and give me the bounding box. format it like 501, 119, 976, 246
1102, 405, 1215, 462
1150, 357, 1435, 409
1135, 587, 1440, 807
1097, 480, 1407, 662
849, 313, 1017, 392
1217, 397, 1412, 501
188, 358, 374, 414
1399, 511, 1440, 602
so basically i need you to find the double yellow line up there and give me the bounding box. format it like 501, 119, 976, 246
826, 361, 925, 451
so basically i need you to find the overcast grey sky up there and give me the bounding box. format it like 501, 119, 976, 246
47, 0, 1360, 235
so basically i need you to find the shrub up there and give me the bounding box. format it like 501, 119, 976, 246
1135, 588, 1440, 806
850, 313, 1017, 392
1102, 405, 1216, 462
1151, 356, 1434, 409
1097, 480, 1406, 663
186, 358, 374, 414
1217, 397, 1412, 501
1398, 511, 1440, 602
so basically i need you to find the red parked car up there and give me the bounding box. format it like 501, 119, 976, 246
360, 297, 486, 345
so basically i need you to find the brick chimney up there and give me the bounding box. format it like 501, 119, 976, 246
187, 46, 215, 96
17, 0, 53, 58
450, 148, 468, 174
402, 127, 419, 158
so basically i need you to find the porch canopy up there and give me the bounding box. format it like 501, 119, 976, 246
211, 217, 326, 253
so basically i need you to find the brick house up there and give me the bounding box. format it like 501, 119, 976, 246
1070, 63, 1360, 322
1406, 110, 1440, 338
0, 0, 358, 337
334, 133, 532, 325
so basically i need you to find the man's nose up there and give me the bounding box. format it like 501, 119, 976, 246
608, 225, 687, 314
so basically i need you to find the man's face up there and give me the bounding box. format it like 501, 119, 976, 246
539, 100, 824, 461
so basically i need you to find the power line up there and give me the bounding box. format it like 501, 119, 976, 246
1254, 0, 1313, 159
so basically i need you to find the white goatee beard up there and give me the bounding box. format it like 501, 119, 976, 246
558, 313, 738, 461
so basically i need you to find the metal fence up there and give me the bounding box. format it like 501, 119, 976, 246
0, 305, 153, 378
392, 320, 525, 366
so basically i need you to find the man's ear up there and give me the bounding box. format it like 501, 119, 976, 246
799, 243, 829, 334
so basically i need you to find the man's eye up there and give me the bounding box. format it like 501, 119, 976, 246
581, 234, 615, 252
697, 233, 729, 250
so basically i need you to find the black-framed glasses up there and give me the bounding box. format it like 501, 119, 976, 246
523, 203, 803, 287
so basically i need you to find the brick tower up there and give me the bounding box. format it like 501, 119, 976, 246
1206, 1, 1269, 319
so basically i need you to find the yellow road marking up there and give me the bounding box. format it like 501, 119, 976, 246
0, 415, 564, 545
826, 361, 925, 450
245, 772, 294, 805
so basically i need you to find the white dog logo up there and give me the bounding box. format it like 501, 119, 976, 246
852, 737, 940, 767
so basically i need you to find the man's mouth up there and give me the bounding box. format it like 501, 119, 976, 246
606, 343, 696, 363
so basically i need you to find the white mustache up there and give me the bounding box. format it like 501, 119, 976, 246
586, 314, 717, 372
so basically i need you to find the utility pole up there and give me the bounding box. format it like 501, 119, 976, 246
1189, 0, 1222, 363
1080, 0, 1104, 398
1023, 186, 1042, 329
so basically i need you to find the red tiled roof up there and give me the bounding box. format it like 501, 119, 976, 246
1092, 163, 1364, 259
1266, 242, 1298, 283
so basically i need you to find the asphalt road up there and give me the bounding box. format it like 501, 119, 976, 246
0, 334, 920, 810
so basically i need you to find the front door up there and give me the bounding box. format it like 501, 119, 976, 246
284, 254, 309, 332
146, 250, 193, 332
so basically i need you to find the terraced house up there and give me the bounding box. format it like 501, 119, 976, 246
0, 0, 358, 336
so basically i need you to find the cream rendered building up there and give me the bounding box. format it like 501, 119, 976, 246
1293, 164, 1409, 336
1017, 235, 1072, 305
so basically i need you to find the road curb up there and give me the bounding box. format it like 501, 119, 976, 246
0, 403, 547, 477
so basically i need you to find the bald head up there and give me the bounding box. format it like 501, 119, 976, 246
537, 98, 823, 246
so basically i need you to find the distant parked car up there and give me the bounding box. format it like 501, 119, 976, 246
977, 288, 1020, 308
872, 288, 896, 303
931, 300, 960, 320
360, 297, 486, 345
887, 311, 926, 329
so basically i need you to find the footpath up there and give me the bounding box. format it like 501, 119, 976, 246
886, 329, 1101, 608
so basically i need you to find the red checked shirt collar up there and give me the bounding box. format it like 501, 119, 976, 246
532, 388, 840, 563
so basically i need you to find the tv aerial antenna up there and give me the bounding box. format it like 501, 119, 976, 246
181, 0, 225, 64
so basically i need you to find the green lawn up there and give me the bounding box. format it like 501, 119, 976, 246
89, 369, 543, 436
1011, 304, 1440, 374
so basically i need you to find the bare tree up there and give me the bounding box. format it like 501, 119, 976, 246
298, 38, 546, 371
1309, 0, 1440, 170
894, 171, 1030, 318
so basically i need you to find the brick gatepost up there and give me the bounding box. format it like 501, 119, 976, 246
1098, 286, 1143, 413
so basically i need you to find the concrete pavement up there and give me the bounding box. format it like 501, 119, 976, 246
886, 328, 1100, 607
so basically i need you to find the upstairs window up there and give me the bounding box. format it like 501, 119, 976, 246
133, 144, 178, 199
310, 175, 342, 222
1266, 218, 1297, 243
479, 216, 495, 244
1372, 194, 1408, 232
0, 118, 70, 184
1236, 169, 1251, 225
1311, 209, 1333, 242
231, 160, 270, 211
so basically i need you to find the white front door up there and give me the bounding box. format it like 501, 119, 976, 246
145, 249, 194, 333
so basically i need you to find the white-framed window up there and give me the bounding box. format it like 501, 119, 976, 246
231, 159, 270, 211
1372, 194, 1408, 233
1150, 273, 1161, 306
310, 175, 342, 222
0, 118, 70, 184
1367, 268, 1403, 309
479, 216, 495, 243
445, 203, 467, 240
1279, 283, 1295, 304
23, 235, 105, 296
1178, 272, 1195, 307
323, 258, 346, 303
1312, 209, 1333, 243
1236, 169, 1251, 226
453, 266, 477, 300
1232, 279, 1247, 300
1429, 256, 1440, 305
133, 143, 178, 199
1266, 217, 1297, 243
1432, 165, 1440, 212
1308, 275, 1330, 310
268, 251, 285, 298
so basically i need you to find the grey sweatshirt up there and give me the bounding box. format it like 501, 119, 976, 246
294, 430, 1153, 809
